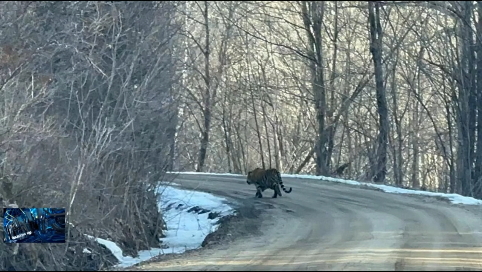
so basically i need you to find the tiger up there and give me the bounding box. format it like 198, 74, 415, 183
246, 168, 292, 198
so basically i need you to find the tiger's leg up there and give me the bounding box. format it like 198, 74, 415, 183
255, 185, 263, 198
272, 184, 282, 198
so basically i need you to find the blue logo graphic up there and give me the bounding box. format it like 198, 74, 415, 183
3, 208, 65, 243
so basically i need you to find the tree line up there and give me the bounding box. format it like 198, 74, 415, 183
173, 1, 482, 200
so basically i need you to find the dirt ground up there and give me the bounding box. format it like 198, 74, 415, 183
126, 174, 482, 271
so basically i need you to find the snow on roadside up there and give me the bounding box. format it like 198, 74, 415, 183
167, 171, 244, 177
290, 174, 482, 205
168, 171, 482, 206
84, 181, 235, 268
156, 182, 234, 255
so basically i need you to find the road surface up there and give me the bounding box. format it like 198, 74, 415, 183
136, 173, 482, 271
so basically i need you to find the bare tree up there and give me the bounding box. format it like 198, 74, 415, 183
368, 1, 389, 184
178, 1, 237, 172
474, 1, 482, 198
300, 1, 330, 176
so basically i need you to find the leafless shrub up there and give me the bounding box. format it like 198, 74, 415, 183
0, 1, 178, 270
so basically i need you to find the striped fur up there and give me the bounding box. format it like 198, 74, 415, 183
246, 168, 292, 198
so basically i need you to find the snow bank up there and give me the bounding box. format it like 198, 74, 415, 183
167, 171, 243, 177
84, 181, 235, 268
156, 183, 234, 255
168, 171, 482, 206
298, 174, 482, 205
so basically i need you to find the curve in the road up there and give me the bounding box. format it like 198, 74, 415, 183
136, 174, 482, 271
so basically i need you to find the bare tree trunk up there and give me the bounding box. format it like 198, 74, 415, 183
273, 121, 280, 170
411, 47, 422, 189
196, 1, 212, 172
345, 119, 353, 177
411, 100, 420, 188
243, 100, 250, 173
353, 131, 361, 178
250, 89, 265, 169
261, 101, 272, 168
234, 115, 247, 173
165, 31, 178, 172
336, 125, 346, 168
446, 99, 456, 193
269, 51, 284, 172
301, 1, 329, 176
364, 133, 377, 181
221, 96, 232, 173
412, 45, 425, 189
230, 109, 243, 174
166, 108, 178, 172
420, 153, 427, 189
389, 61, 399, 186
466, 3, 477, 193
455, 2, 475, 195
389, 52, 403, 187
325, 2, 340, 173
368, 1, 389, 184
344, 35, 353, 178
271, 113, 284, 171
473, 1, 482, 198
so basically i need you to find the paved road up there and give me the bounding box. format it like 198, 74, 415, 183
137, 173, 482, 271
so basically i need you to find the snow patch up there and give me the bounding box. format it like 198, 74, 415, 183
156, 184, 234, 257
158, 181, 182, 187
311, 175, 482, 206
167, 171, 243, 177
85, 234, 167, 268
84, 183, 234, 268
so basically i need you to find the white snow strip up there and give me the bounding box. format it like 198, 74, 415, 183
83, 184, 234, 268
158, 181, 181, 186
84, 234, 167, 268
167, 171, 243, 177
156, 184, 234, 258
168, 171, 482, 206
310, 175, 482, 205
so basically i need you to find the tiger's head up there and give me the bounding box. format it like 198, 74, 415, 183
246, 168, 264, 185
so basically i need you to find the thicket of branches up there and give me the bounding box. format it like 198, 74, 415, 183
175, 1, 482, 199
0, 1, 176, 270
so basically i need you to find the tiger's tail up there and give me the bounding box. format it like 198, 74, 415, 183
280, 181, 292, 193
274, 170, 292, 194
